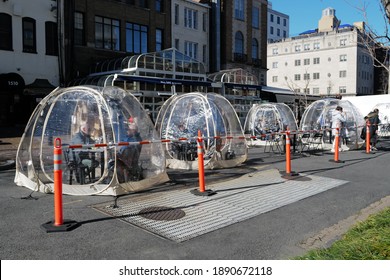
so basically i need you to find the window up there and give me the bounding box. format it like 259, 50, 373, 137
184, 41, 198, 59
234, 0, 245, 20
303, 73, 310, 80
126, 22, 148, 53
174, 4, 179, 25
270, 14, 274, 22
203, 44, 206, 63
203, 13, 207, 32
313, 42, 320, 49
45, 21, 58, 56
339, 70, 347, 78
313, 57, 320, 64
283, 30, 287, 38
272, 76, 278, 82
313, 73, 320, 79
277, 16, 280, 24
23, 17, 36, 53
283, 18, 287, 26
304, 88, 310, 94
175, 39, 179, 50
313, 87, 320, 94
304, 58, 310, 65
304, 44, 310, 50
74, 12, 85, 46
235, 31, 244, 54
0, 13, 12, 50
252, 7, 259, 28
184, 8, 198, 29
294, 74, 301, 81
277, 29, 280, 36
155, 0, 163, 12
272, 62, 278, 68
272, 48, 278, 55
295, 45, 301, 52
156, 28, 163, 51
294, 59, 301, 66
139, 0, 148, 8
340, 54, 347, 62
95, 16, 120, 50
270, 26, 274, 34
251, 39, 258, 59
339, 86, 346, 94
340, 39, 347, 46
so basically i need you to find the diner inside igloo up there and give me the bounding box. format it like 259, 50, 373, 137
14, 86, 168, 196
244, 103, 298, 147
155, 92, 248, 170
299, 98, 365, 151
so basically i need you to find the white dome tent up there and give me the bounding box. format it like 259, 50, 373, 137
155, 92, 248, 170
371, 103, 390, 137
299, 98, 365, 150
244, 103, 298, 147
14, 86, 168, 196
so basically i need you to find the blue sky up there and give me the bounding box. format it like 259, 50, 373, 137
270, 0, 388, 37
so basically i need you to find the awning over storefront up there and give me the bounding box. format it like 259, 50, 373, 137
0, 73, 25, 92
24, 79, 56, 96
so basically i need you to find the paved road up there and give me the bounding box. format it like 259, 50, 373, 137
1, 138, 390, 260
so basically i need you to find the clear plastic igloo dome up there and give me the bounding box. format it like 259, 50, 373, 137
243, 103, 298, 147
155, 92, 248, 170
15, 86, 168, 196
299, 98, 365, 150
372, 103, 390, 137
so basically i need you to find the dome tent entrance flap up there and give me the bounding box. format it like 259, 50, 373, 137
14, 86, 168, 196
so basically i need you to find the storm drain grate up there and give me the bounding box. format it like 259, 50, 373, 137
93, 168, 348, 242
138, 206, 185, 221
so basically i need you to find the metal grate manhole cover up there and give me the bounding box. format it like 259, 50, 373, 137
138, 206, 185, 221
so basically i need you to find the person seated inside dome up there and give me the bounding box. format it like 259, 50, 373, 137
116, 120, 143, 182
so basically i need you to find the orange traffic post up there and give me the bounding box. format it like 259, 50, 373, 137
41, 138, 80, 232
281, 131, 299, 179
330, 128, 344, 163
366, 121, 371, 154
190, 130, 216, 196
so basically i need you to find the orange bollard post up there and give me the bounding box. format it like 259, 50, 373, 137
197, 130, 206, 193
330, 128, 344, 163
190, 130, 216, 196
41, 138, 80, 232
285, 131, 291, 174
281, 131, 299, 179
53, 138, 63, 226
366, 121, 371, 154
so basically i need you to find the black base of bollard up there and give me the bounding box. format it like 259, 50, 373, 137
280, 170, 300, 180
190, 189, 217, 196
329, 159, 345, 163
41, 219, 80, 233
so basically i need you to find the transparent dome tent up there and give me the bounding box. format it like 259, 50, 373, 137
372, 103, 390, 137
299, 98, 365, 150
244, 103, 298, 147
15, 86, 168, 196
155, 92, 248, 170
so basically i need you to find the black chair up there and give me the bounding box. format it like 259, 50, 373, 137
63, 148, 91, 185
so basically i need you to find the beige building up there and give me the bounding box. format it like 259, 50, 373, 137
267, 8, 374, 97
171, 0, 210, 72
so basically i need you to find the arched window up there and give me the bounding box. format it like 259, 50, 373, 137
45, 21, 58, 56
23, 17, 36, 53
234, 31, 244, 54
252, 38, 258, 59
0, 13, 12, 50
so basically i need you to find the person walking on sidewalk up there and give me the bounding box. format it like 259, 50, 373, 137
331, 106, 346, 152
365, 108, 380, 151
